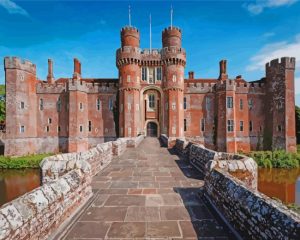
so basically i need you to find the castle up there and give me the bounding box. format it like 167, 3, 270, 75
3, 24, 296, 156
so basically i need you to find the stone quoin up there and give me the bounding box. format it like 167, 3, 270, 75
3, 25, 297, 156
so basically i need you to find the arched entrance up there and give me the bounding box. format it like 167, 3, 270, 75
147, 122, 158, 137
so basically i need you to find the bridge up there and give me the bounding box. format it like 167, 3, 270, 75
0, 136, 299, 240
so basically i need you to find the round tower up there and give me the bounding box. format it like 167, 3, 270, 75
162, 27, 182, 48
161, 27, 186, 140
117, 26, 141, 137
121, 26, 140, 48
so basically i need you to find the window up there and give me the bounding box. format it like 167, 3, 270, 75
260, 126, 263, 132
119, 76, 122, 83
58, 126, 61, 132
79, 102, 83, 110
149, 68, 155, 84
39, 99, 44, 111
97, 98, 101, 111
128, 103, 131, 110
240, 121, 244, 131
108, 98, 113, 111
79, 125, 83, 132
201, 118, 205, 132
277, 125, 282, 132
156, 67, 162, 81
20, 125, 25, 133
142, 67, 147, 81
240, 99, 243, 110
57, 97, 61, 112
227, 97, 233, 108
184, 119, 187, 131
165, 102, 168, 110
172, 75, 177, 82
20, 102, 25, 109
127, 75, 131, 82
184, 97, 187, 109
249, 121, 253, 132
88, 121, 92, 132
48, 118, 52, 124
120, 104, 123, 112
248, 99, 253, 109
227, 120, 234, 132
46, 126, 50, 132
148, 94, 155, 109
277, 102, 283, 109
172, 102, 176, 110
206, 97, 211, 110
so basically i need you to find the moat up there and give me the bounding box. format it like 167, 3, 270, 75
0, 167, 299, 207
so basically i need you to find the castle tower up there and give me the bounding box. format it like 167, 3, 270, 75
162, 27, 186, 141
68, 58, 88, 152
116, 26, 141, 137
4, 57, 38, 155
265, 57, 296, 152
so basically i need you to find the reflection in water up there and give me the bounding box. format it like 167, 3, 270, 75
258, 168, 300, 205
0, 169, 40, 206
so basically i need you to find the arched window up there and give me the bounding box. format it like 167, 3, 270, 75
148, 94, 155, 109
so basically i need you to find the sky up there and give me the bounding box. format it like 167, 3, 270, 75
0, 0, 299, 102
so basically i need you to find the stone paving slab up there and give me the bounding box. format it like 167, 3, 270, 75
63, 137, 235, 240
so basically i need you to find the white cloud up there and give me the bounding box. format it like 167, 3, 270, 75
245, 0, 298, 15
0, 0, 29, 17
247, 34, 300, 93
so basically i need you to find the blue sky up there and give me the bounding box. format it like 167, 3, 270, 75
0, 0, 299, 102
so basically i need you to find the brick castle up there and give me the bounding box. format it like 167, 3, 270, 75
3, 24, 296, 156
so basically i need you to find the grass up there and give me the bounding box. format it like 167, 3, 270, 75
0, 153, 52, 169
246, 149, 300, 168
0, 84, 4, 96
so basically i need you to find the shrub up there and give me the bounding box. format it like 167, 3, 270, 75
246, 150, 299, 168
0, 153, 52, 169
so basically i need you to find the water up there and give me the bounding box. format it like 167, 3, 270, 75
0, 168, 299, 207
258, 168, 300, 205
0, 169, 41, 206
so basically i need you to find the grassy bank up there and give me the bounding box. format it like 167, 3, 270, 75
0, 153, 52, 169
246, 150, 300, 168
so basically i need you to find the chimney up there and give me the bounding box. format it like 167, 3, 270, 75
73, 58, 81, 79
47, 59, 55, 84
188, 71, 194, 79
219, 59, 228, 80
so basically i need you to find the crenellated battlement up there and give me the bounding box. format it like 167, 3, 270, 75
215, 79, 266, 93
4, 56, 36, 74
162, 26, 182, 34
36, 82, 67, 94
266, 57, 296, 70
121, 26, 139, 33
185, 82, 216, 93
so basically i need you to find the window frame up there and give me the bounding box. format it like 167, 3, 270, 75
227, 97, 233, 108
240, 121, 244, 131
227, 120, 234, 132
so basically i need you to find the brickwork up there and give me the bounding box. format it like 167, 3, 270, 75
2, 25, 296, 156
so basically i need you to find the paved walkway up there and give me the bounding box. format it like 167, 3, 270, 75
63, 138, 235, 240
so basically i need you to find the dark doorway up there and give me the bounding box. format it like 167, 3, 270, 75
147, 122, 158, 137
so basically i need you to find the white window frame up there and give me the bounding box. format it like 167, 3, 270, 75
148, 94, 155, 109
227, 97, 233, 108
20, 125, 25, 133
227, 120, 234, 132
156, 67, 162, 81
142, 67, 148, 81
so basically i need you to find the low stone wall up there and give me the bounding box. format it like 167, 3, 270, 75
0, 136, 145, 240
0, 168, 92, 240
126, 135, 145, 148
204, 169, 300, 239
174, 138, 257, 189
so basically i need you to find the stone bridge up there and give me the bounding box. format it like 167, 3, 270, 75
0, 136, 299, 239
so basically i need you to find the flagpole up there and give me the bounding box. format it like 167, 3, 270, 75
150, 14, 152, 52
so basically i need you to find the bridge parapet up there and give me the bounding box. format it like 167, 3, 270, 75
169, 137, 300, 239
0, 135, 145, 240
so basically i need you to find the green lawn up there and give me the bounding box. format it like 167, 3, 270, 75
0, 153, 52, 169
